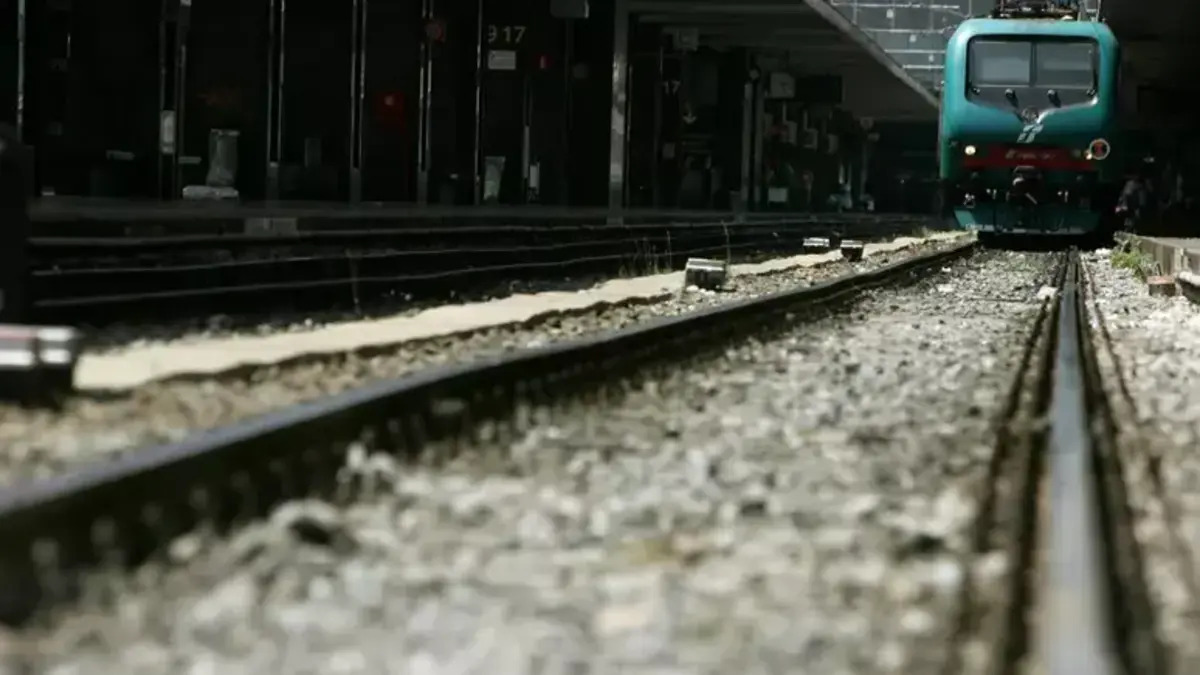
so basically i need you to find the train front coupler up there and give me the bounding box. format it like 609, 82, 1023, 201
1007, 167, 1043, 207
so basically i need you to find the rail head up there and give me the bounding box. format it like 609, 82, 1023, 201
1042, 252, 1121, 675
1041, 250, 1166, 674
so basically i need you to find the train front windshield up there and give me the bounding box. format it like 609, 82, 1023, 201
969, 39, 1096, 89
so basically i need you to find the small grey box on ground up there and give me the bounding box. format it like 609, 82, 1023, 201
0, 324, 84, 402
684, 257, 728, 290
1178, 270, 1200, 304
182, 185, 240, 201
841, 239, 865, 262
802, 237, 831, 253
1147, 275, 1177, 297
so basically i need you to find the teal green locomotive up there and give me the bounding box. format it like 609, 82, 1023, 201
938, 0, 1121, 243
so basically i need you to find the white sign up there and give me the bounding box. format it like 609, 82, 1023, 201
487, 50, 517, 71
159, 110, 176, 155
244, 217, 299, 236
675, 27, 699, 51
767, 72, 795, 99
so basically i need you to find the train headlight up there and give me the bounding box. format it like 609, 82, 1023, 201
1088, 138, 1110, 161
964, 145, 977, 156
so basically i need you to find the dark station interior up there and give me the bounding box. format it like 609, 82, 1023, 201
2, 0, 1198, 218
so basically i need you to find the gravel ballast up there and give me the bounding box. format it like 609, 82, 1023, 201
1084, 251, 1200, 671
0, 239, 961, 487
18, 250, 1057, 674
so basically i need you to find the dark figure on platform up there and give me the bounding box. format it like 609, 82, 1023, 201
1116, 173, 1149, 231
0, 124, 32, 323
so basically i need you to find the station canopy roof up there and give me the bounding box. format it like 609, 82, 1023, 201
1103, 0, 1200, 126
631, 0, 939, 122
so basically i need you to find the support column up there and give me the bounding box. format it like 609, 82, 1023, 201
264, 0, 285, 200
347, 0, 367, 202
739, 78, 753, 210
415, 0, 435, 204
859, 130, 871, 204
606, 0, 628, 211
750, 77, 765, 210
471, 0, 484, 204
13, 0, 26, 135
157, 0, 191, 200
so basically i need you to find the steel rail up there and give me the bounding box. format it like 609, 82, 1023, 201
0, 239, 976, 626
968, 251, 1066, 675
30, 234, 833, 310
1041, 251, 1164, 674
1042, 251, 1121, 674
31, 216, 932, 250
29, 220, 934, 324
951, 250, 1162, 675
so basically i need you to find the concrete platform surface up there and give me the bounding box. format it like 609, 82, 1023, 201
1142, 238, 1200, 250
74, 232, 969, 391
1130, 236, 1200, 276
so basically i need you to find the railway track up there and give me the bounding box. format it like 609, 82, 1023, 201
0, 235, 963, 487
29, 216, 931, 326
0, 239, 977, 627
0, 244, 1174, 674
949, 250, 1164, 675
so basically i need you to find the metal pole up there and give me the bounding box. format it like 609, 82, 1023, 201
267, 0, 287, 200
15, 0, 26, 141
173, 0, 191, 199
859, 134, 870, 205
472, 0, 484, 204
651, 40, 663, 207
157, 0, 168, 197
417, 0, 435, 204
347, 0, 364, 202
521, 73, 531, 203
357, 0, 368, 200
562, 21, 573, 205
606, 0, 629, 211
426, 0, 436, 203
751, 77, 764, 210
265, 0, 277, 199
739, 78, 752, 210
415, 0, 429, 204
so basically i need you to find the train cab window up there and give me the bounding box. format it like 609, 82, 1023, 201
969, 38, 1097, 89
969, 40, 1032, 85
1035, 41, 1095, 88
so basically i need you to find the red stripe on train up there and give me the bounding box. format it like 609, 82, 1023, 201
963, 145, 1095, 172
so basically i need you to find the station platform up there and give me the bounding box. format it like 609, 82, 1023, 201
1127, 236, 1200, 275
